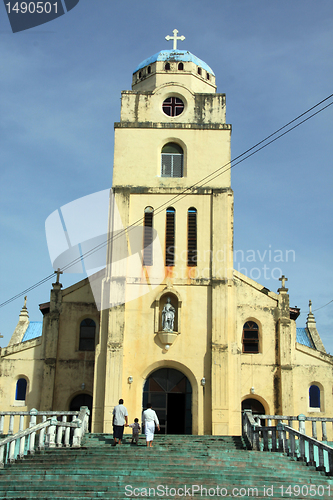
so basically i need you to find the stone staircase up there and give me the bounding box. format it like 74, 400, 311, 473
0, 434, 332, 499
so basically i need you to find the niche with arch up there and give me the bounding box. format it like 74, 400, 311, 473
154, 288, 182, 345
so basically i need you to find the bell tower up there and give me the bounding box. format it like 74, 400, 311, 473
92, 32, 237, 435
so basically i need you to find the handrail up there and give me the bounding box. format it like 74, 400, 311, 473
0, 406, 90, 468
242, 411, 333, 475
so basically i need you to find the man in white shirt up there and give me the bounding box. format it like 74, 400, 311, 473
142, 403, 160, 447
112, 398, 128, 445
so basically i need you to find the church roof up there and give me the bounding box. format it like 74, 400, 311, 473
133, 50, 215, 76
296, 327, 315, 349
22, 321, 42, 342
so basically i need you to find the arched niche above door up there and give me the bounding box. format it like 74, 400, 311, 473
154, 287, 182, 344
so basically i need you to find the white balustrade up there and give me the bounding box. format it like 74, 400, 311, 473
0, 407, 90, 468
242, 411, 333, 475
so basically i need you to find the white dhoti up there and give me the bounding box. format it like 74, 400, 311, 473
145, 421, 155, 441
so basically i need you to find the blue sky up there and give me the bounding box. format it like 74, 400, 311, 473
0, 0, 332, 351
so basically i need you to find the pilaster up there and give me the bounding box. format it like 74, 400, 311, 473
277, 276, 293, 416
39, 280, 62, 411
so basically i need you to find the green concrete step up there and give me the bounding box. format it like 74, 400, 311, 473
0, 434, 332, 500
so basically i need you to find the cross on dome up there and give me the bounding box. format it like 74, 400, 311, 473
165, 29, 185, 50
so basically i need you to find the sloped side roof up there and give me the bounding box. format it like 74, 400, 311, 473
296, 327, 315, 349
134, 50, 215, 75
22, 322, 42, 342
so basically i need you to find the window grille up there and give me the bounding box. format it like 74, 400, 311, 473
242, 321, 259, 353
187, 208, 197, 266
143, 207, 153, 266
162, 97, 184, 117
166, 207, 175, 266
161, 143, 183, 178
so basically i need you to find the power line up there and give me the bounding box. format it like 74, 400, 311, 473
1, 93, 333, 309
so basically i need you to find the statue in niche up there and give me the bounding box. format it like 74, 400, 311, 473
162, 297, 176, 332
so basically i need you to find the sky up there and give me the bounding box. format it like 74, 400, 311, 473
0, 0, 332, 351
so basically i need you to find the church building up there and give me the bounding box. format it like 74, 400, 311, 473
1, 31, 332, 437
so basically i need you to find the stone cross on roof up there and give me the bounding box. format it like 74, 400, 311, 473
279, 275, 288, 288
54, 268, 63, 283
165, 29, 185, 50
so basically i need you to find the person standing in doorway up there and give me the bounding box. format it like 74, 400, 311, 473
142, 402, 160, 448
112, 398, 128, 445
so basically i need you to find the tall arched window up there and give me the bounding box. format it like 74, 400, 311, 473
309, 385, 321, 409
242, 321, 259, 353
143, 206, 154, 266
166, 207, 175, 266
79, 319, 96, 351
15, 378, 27, 401
187, 207, 197, 266
161, 143, 183, 178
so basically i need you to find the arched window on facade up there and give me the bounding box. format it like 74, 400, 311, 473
309, 385, 321, 409
197, 67, 202, 75
165, 62, 170, 70
161, 143, 183, 178
143, 206, 154, 266
165, 207, 175, 266
79, 319, 96, 351
242, 321, 259, 353
187, 207, 197, 267
178, 62, 184, 70
15, 378, 27, 401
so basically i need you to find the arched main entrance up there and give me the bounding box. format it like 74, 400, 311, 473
143, 368, 192, 434
241, 398, 265, 415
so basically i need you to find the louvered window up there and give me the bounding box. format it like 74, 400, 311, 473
242, 321, 259, 353
187, 207, 197, 266
161, 143, 183, 178
143, 207, 153, 266
165, 207, 175, 266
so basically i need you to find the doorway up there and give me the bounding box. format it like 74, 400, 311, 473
143, 368, 192, 434
70, 394, 93, 431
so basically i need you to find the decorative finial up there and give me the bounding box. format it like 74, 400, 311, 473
309, 300, 312, 313
165, 29, 185, 50
23, 296, 27, 309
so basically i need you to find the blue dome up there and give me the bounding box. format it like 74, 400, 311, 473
133, 50, 215, 76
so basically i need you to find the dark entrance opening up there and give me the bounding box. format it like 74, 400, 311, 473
242, 398, 266, 425
167, 393, 186, 434
143, 368, 192, 434
70, 394, 93, 431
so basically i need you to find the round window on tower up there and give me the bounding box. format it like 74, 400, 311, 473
162, 97, 184, 117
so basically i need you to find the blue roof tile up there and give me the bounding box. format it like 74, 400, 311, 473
22, 322, 42, 342
296, 327, 315, 349
134, 50, 215, 76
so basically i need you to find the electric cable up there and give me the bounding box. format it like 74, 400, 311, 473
1, 93, 333, 309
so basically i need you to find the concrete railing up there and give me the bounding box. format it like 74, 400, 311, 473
0, 406, 90, 468
242, 411, 333, 475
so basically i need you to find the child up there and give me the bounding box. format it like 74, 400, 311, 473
129, 418, 141, 445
